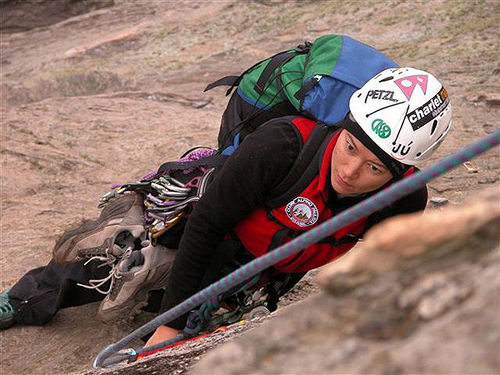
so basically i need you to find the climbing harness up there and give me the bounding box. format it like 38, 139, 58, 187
93, 129, 500, 369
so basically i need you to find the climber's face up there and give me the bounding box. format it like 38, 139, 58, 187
331, 129, 393, 195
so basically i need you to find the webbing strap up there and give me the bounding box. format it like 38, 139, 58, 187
294, 75, 321, 101
203, 75, 240, 94
318, 233, 360, 246
266, 123, 334, 208
254, 51, 298, 95
203, 51, 286, 97
203, 41, 312, 97
267, 228, 290, 252
156, 154, 228, 175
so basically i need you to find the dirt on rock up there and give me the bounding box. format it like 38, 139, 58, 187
1, 1, 498, 374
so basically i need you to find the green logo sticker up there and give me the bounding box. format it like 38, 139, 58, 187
371, 119, 391, 138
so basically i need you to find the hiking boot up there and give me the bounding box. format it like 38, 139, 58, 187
0, 289, 16, 330
53, 192, 146, 264
97, 241, 176, 324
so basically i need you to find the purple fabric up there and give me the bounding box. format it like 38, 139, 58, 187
178, 148, 217, 175
140, 171, 158, 181
140, 148, 217, 181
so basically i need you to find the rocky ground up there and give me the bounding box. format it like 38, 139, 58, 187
1, 1, 499, 374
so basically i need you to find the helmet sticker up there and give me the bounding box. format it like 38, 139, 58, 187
364, 89, 399, 103
371, 119, 392, 138
394, 74, 428, 99
430, 119, 438, 135
392, 141, 414, 157
285, 197, 319, 227
350, 67, 452, 165
406, 87, 449, 131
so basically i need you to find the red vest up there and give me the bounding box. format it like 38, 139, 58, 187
233, 117, 367, 273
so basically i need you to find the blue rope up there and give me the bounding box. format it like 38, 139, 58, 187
93, 129, 500, 368
183, 295, 222, 336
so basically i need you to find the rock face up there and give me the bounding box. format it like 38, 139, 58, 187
192, 187, 500, 374
0, 0, 114, 32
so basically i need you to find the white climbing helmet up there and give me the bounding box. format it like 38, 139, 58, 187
349, 67, 452, 165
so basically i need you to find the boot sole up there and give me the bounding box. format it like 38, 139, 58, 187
0, 318, 15, 330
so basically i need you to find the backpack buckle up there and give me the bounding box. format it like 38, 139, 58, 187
295, 41, 312, 54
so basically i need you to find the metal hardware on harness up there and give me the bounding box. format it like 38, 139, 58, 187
97, 180, 152, 208
158, 176, 192, 192
98, 187, 127, 208
204, 285, 269, 331
97, 167, 216, 239
100, 348, 138, 367
150, 213, 185, 238
247, 305, 271, 320
144, 167, 215, 237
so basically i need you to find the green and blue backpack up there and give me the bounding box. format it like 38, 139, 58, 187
205, 34, 398, 154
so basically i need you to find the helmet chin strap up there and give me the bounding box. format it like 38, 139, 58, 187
336, 192, 365, 198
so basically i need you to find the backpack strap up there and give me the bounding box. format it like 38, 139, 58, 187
203, 52, 283, 96
294, 75, 321, 101
204, 41, 312, 97
265, 122, 335, 208
254, 50, 298, 95
255, 41, 312, 96
204, 76, 240, 94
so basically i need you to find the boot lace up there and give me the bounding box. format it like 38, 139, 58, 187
77, 247, 133, 295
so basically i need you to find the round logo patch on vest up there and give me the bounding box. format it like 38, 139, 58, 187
285, 197, 319, 227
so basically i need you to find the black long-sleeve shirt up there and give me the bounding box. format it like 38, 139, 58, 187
160, 118, 427, 328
